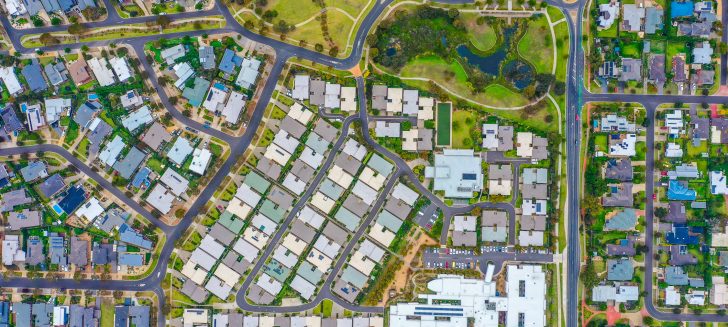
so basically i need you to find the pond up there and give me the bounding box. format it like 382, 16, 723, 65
454, 24, 517, 77
502, 60, 534, 90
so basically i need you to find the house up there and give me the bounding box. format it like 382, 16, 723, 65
5, 0, 26, 15
644, 7, 664, 34
488, 164, 512, 196
110, 57, 132, 82
0, 67, 22, 96
648, 54, 666, 85
482, 123, 499, 150
666, 224, 699, 245
87, 57, 115, 86
49, 235, 67, 267
665, 142, 683, 158
600, 115, 635, 132
711, 171, 728, 194
425, 149, 483, 198
522, 199, 547, 216
168, 137, 194, 166
38, 174, 66, 198
309, 79, 325, 106
668, 163, 699, 179
221, 91, 246, 124
324, 83, 341, 109
1, 105, 24, 133
147, 184, 175, 214
371, 85, 388, 110
76, 197, 104, 223
68, 58, 92, 86
672, 56, 688, 83
520, 215, 546, 232
386, 88, 403, 113
88, 119, 111, 155
692, 69, 715, 86
607, 235, 636, 256
173, 62, 195, 89
665, 110, 684, 135
711, 276, 728, 305
665, 201, 687, 223
599, 61, 618, 78
44, 98, 71, 124
621, 4, 645, 32
292, 75, 310, 100
602, 183, 633, 207
112, 147, 146, 180
202, 83, 229, 113
605, 208, 637, 230
114, 306, 150, 327
182, 77, 211, 107
98, 135, 125, 167
160, 168, 190, 196
235, 57, 261, 89
598, 1, 619, 28
620, 58, 642, 81
375, 121, 400, 138
219, 49, 242, 75
665, 266, 689, 286
482, 210, 508, 242
74, 101, 102, 129
7, 209, 41, 230
119, 223, 153, 249
20, 161, 48, 182
2, 235, 24, 265
25, 103, 45, 131
198, 46, 216, 70
160, 44, 186, 65
141, 122, 173, 151
668, 180, 697, 201
609, 134, 637, 156
190, 148, 212, 175
605, 158, 633, 181
592, 284, 639, 303
340, 87, 357, 112
43, 61, 68, 86
607, 258, 634, 281
21, 59, 48, 92
402, 128, 433, 151
121, 105, 153, 132
0, 189, 33, 212
515, 132, 548, 160
693, 41, 713, 65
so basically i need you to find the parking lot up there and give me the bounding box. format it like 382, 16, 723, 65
414, 203, 439, 231
422, 247, 479, 270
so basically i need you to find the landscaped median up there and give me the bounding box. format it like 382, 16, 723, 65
20, 16, 227, 48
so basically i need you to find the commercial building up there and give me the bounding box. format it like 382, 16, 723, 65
425, 149, 483, 198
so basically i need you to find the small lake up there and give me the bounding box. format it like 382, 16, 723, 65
502, 60, 534, 90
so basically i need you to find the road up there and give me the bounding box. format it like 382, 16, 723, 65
1, 0, 728, 323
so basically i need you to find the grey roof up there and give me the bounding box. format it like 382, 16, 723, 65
343, 195, 369, 217
20, 160, 47, 182
198, 46, 216, 70
267, 186, 294, 209
488, 164, 511, 180
482, 210, 507, 227
371, 85, 388, 110
181, 279, 210, 303
620, 58, 642, 81
335, 155, 361, 175
670, 244, 698, 266
209, 222, 236, 245
247, 284, 275, 304
32, 303, 52, 327
607, 258, 634, 281
644, 7, 663, 34
607, 235, 636, 256
88, 120, 112, 156
692, 117, 710, 141
221, 251, 250, 275
417, 129, 434, 151
290, 219, 316, 243
519, 215, 546, 231
672, 56, 687, 83
720, 251, 728, 267
498, 126, 514, 151
94, 208, 127, 233
314, 119, 338, 142
256, 156, 282, 180
665, 202, 687, 223
112, 147, 146, 180
118, 223, 153, 249
605, 159, 633, 181
114, 306, 149, 327
452, 231, 477, 247
309, 79, 326, 106
521, 184, 548, 199
0, 105, 23, 133
21, 59, 48, 92
13, 303, 30, 327
649, 54, 666, 84
38, 173, 66, 199
280, 116, 306, 139
91, 243, 117, 270
44, 61, 67, 86
290, 160, 315, 182
49, 235, 67, 267
141, 122, 172, 151
25, 237, 45, 265
7, 209, 41, 230
73, 101, 101, 128
384, 200, 411, 220
665, 266, 689, 286
1, 188, 33, 212
603, 183, 633, 207
69, 237, 88, 266
322, 222, 349, 245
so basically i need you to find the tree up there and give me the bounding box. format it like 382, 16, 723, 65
168, 96, 178, 105
314, 43, 324, 52
580, 259, 599, 289
39, 33, 60, 46
50, 16, 62, 25
654, 207, 668, 219
67, 23, 88, 35
156, 15, 171, 28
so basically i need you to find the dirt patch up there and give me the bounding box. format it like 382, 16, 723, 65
381, 229, 438, 305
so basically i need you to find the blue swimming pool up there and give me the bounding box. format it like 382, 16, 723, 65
88, 93, 99, 101
52, 204, 63, 215
20, 103, 27, 112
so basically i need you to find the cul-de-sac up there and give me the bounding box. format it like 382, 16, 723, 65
0, 0, 724, 325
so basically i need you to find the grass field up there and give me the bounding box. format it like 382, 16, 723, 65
436, 102, 452, 146
518, 14, 553, 74
552, 18, 569, 81
400, 55, 469, 84
621, 42, 642, 58
460, 12, 498, 52
666, 41, 687, 59
286, 9, 352, 51
451, 110, 477, 148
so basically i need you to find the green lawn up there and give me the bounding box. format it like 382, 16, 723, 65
100, 300, 113, 327
400, 55, 469, 84
552, 18, 569, 82
436, 102, 452, 146
146, 157, 165, 174
621, 42, 642, 58
460, 12, 498, 52
451, 110, 477, 149
597, 23, 618, 38
594, 134, 608, 152
518, 14, 553, 74
666, 41, 687, 59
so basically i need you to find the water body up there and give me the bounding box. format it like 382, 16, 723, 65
502, 60, 534, 90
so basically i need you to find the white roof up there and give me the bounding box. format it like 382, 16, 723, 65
205, 276, 233, 300
76, 197, 104, 222
349, 251, 376, 275
386, 88, 403, 113
173, 62, 195, 89
251, 214, 277, 235
235, 183, 262, 207
214, 263, 241, 287
232, 238, 259, 262
121, 105, 153, 131
226, 198, 252, 220
306, 248, 333, 271
200, 234, 225, 259
375, 121, 400, 138
273, 130, 300, 154
202, 85, 229, 113
310, 192, 335, 213
299, 147, 324, 169
665, 286, 681, 306
665, 142, 683, 158
44, 98, 71, 123
711, 171, 728, 195
235, 57, 261, 89
2, 235, 23, 265
288, 103, 313, 124
222, 91, 246, 124
147, 184, 174, 214
25, 103, 45, 131
168, 137, 194, 166
391, 183, 418, 206
87, 57, 115, 86
282, 173, 306, 195
5, 0, 26, 15
358, 239, 385, 261
161, 44, 186, 65
518, 230, 544, 246
0, 67, 22, 95
313, 235, 341, 258
160, 168, 190, 196
297, 205, 325, 228
505, 265, 546, 327
340, 86, 357, 112
358, 167, 385, 191
189, 248, 216, 270
109, 57, 132, 82
369, 223, 395, 246
291, 275, 316, 300
351, 182, 377, 205
273, 245, 298, 268
324, 83, 341, 109
609, 134, 637, 157
282, 234, 306, 255
342, 139, 367, 160
257, 273, 283, 295
243, 228, 269, 250
190, 148, 212, 175
264, 143, 292, 166
292, 75, 310, 100
98, 135, 125, 167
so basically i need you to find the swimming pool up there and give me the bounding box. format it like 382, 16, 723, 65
88, 93, 99, 101
52, 204, 63, 215
20, 103, 27, 112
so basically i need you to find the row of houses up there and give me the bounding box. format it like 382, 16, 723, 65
180, 309, 383, 327
4, 0, 97, 18
292, 75, 357, 112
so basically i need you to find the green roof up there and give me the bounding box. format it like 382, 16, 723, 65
297, 261, 324, 284
376, 210, 403, 232
218, 210, 245, 233
181, 77, 211, 107
244, 172, 271, 194
264, 259, 291, 283
341, 266, 368, 288
334, 207, 360, 231
259, 200, 286, 223
367, 154, 393, 176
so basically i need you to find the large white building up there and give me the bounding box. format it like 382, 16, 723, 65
389, 265, 546, 327
425, 149, 483, 198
